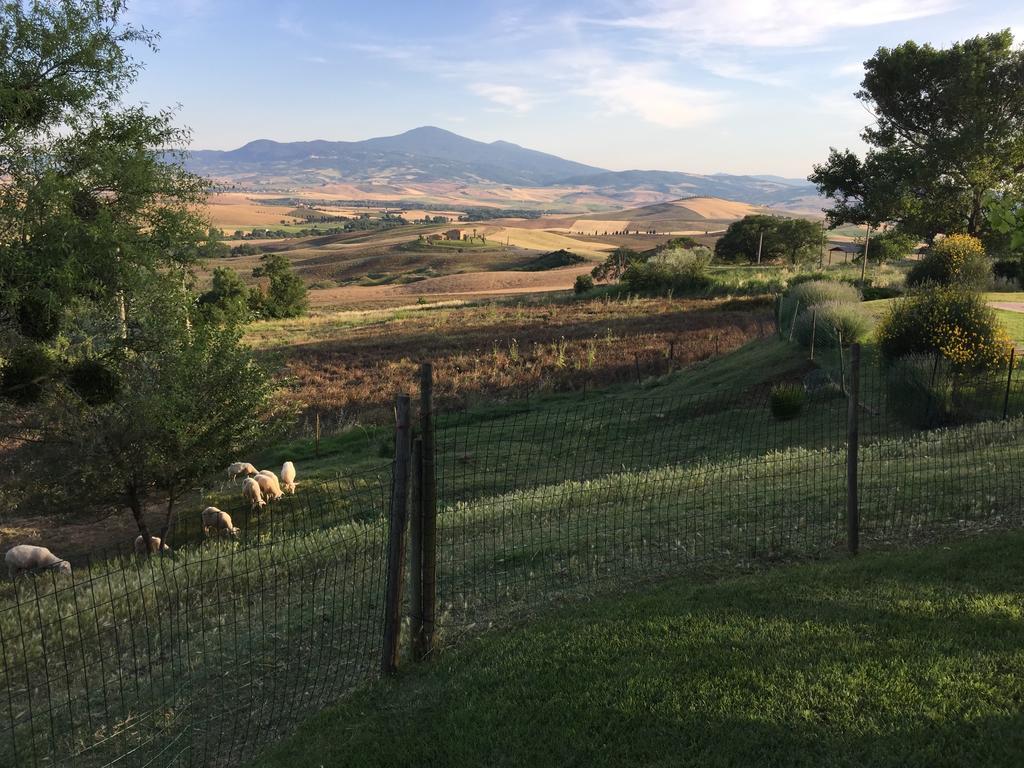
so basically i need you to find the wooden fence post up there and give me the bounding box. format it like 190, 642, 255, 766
419, 363, 438, 659
314, 412, 321, 458
846, 343, 861, 556
409, 437, 424, 658
382, 394, 412, 676
1003, 347, 1016, 420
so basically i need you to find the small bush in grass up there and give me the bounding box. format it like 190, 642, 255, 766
877, 287, 1011, 371
574, 274, 594, 294
783, 279, 861, 318
794, 301, 872, 348
769, 383, 805, 421
620, 247, 712, 293
886, 354, 1006, 428
906, 234, 991, 289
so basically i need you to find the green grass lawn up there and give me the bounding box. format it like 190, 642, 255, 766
252, 530, 1024, 768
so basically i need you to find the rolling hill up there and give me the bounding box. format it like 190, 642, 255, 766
187, 127, 820, 209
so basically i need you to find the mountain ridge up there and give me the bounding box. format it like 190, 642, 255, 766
186, 126, 819, 207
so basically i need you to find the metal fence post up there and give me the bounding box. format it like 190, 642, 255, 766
419, 363, 438, 659
409, 437, 424, 659
382, 394, 412, 676
846, 343, 861, 555
809, 309, 817, 361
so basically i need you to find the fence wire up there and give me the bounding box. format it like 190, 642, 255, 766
0, 465, 391, 768
4, 342, 1024, 766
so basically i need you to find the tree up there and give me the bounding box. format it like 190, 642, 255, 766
251, 254, 308, 319
810, 31, 1024, 239
591, 247, 640, 282
870, 229, 918, 262
21, 278, 289, 544
985, 192, 1024, 254
1, 0, 208, 368
715, 215, 821, 264
198, 267, 251, 324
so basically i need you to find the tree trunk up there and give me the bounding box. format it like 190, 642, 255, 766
158, 490, 176, 550
127, 482, 154, 554
968, 189, 983, 236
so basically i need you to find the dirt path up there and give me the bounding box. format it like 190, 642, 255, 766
990, 302, 1024, 313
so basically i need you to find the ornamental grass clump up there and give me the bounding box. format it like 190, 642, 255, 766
794, 300, 872, 349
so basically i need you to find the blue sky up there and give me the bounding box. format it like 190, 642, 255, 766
125, 1, 1024, 177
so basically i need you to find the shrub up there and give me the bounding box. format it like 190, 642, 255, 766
0, 345, 55, 403
66, 358, 121, 405
885, 354, 1006, 428
906, 234, 991, 289
993, 258, 1022, 287
794, 300, 872, 348
870, 229, 918, 262
877, 287, 1011, 371
620, 247, 712, 293
781, 279, 861, 325
769, 383, 805, 421
574, 274, 595, 294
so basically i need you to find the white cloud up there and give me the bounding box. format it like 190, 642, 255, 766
603, 0, 957, 48
469, 83, 537, 113
582, 66, 726, 128
832, 61, 865, 78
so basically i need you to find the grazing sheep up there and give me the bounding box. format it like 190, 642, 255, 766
281, 461, 297, 493
134, 535, 170, 555
253, 471, 284, 501
226, 462, 258, 483
242, 477, 266, 510
201, 507, 240, 539
5, 545, 71, 579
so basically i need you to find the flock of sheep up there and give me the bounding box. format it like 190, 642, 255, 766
4, 460, 300, 579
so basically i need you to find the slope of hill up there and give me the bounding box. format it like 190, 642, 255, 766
189, 126, 605, 186
570, 197, 781, 232
187, 127, 821, 209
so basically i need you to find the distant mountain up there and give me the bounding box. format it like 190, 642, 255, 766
186, 126, 820, 208
555, 169, 818, 206
188, 126, 605, 187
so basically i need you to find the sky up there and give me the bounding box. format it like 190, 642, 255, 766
124, 0, 1024, 178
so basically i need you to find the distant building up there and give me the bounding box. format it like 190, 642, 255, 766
426, 233, 443, 242
827, 243, 863, 265
444, 229, 462, 241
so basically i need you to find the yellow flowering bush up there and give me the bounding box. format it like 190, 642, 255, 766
877, 287, 1012, 371
906, 233, 991, 289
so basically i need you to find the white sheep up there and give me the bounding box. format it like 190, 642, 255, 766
253, 471, 284, 502
281, 461, 298, 494
201, 507, 240, 539
5, 545, 72, 579
226, 462, 258, 483
242, 477, 266, 510
134, 534, 171, 556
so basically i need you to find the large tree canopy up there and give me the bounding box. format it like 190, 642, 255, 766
809, 30, 1024, 240
0, 0, 207, 348
715, 215, 823, 265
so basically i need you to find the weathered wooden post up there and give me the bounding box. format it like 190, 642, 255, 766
419, 363, 438, 659
846, 343, 861, 556
408, 437, 424, 658
314, 411, 321, 458
382, 394, 412, 676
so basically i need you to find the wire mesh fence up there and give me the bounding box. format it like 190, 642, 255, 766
0, 465, 392, 768
4, 342, 1024, 766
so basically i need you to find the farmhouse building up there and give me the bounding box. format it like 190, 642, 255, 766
444, 229, 462, 241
